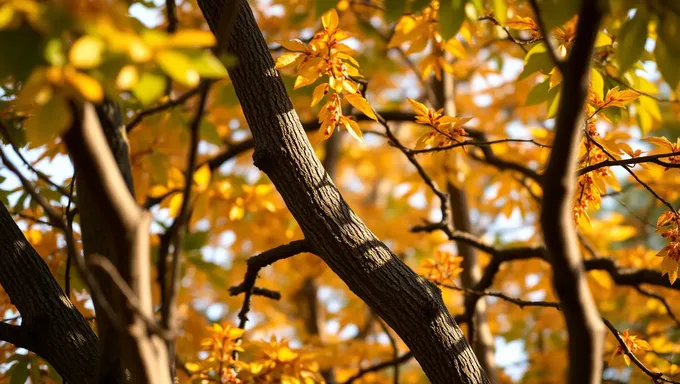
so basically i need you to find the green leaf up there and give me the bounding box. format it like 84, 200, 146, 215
525, 79, 550, 106
654, 37, 680, 89
200, 120, 222, 146
44, 38, 66, 66
616, 9, 649, 74
24, 95, 72, 148
385, 0, 407, 22
0, 26, 42, 82
190, 51, 228, 78
8, 357, 30, 384
547, 83, 561, 118
184, 230, 211, 251
315, 0, 336, 18
410, 0, 431, 12
536, 0, 581, 30
518, 43, 553, 79
132, 72, 167, 106
492, 0, 507, 24
156, 50, 200, 87
439, 0, 467, 40
659, 12, 680, 52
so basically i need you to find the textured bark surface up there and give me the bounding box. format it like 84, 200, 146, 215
0, 203, 98, 384
538, 2, 605, 383
196, 1, 489, 382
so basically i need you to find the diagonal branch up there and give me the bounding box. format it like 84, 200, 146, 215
539, 2, 606, 382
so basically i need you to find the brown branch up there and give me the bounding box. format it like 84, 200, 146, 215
438, 282, 561, 310
577, 152, 680, 175
89, 254, 175, 340
538, 1, 605, 382
229, 240, 313, 328
342, 352, 414, 384
527, 0, 566, 73
635, 286, 680, 328
65, 102, 171, 384
0, 146, 65, 230
478, 16, 531, 53
158, 81, 212, 376
0, 121, 69, 196
586, 132, 678, 215
603, 318, 680, 384
125, 87, 201, 132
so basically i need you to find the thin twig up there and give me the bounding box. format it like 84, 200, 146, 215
343, 352, 414, 384
0, 121, 69, 196
0, 146, 65, 230
527, 0, 566, 73
603, 318, 680, 384
635, 286, 680, 328
88, 254, 174, 340
125, 87, 201, 132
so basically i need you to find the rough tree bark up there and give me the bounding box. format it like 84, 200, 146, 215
196, 1, 489, 382
0, 203, 98, 384
538, 2, 606, 383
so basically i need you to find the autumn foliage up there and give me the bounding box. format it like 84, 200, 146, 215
1, 0, 680, 383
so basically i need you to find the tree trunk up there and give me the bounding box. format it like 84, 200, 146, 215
432, 66, 499, 383
196, 1, 489, 382
0, 203, 98, 383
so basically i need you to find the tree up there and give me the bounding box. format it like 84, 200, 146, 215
1, 0, 680, 383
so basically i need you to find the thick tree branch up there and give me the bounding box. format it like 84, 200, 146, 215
539, 2, 606, 383
65, 103, 171, 384
196, 1, 490, 382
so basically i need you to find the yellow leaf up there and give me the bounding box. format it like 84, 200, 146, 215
275, 52, 303, 69
444, 38, 466, 59
603, 87, 640, 108
311, 83, 328, 107
505, 16, 538, 31
69, 36, 105, 69
294, 74, 318, 89
193, 164, 211, 192
166, 30, 216, 48
344, 94, 377, 121
643, 136, 675, 151
65, 70, 104, 102
322, 9, 339, 31
278, 38, 307, 52
229, 205, 244, 221
407, 98, 429, 117
167, 193, 183, 218
116, 65, 139, 90
342, 117, 363, 143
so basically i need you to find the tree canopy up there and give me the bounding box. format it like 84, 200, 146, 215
1, 0, 680, 383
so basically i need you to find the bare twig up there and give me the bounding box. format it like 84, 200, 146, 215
577, 152, 680, 175
635, 286, 680, 328
343, 352, 414, 384
125, 87, 201, 132
229, 240, 313, 328
89, 254, 174, 340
